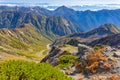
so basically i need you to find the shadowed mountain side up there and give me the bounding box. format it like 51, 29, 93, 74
52, 24, 120, 46
89, 33, 120, 47
0, 11, 79, 39
1, 6, 120, 31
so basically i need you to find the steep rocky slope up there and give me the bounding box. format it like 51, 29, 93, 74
0, 11, 78, 39
89, 33, 120, 47
52, 24, 120, 46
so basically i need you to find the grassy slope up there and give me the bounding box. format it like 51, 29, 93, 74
0, 23, 51, 62
60, 45, 78, 54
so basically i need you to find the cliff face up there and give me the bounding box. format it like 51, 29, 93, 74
41, 47, 64, 66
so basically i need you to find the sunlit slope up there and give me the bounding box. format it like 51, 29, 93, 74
0, 23, 51, 61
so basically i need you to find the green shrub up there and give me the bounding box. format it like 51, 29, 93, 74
0, 60, 73, 80
58, 54, 78, 68
93, 45, 104, 50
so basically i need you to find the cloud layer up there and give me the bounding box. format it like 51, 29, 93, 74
0, 0, 120, 6
0, 0, 120, 11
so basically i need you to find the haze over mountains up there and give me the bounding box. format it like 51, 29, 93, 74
1, 3, 120, 11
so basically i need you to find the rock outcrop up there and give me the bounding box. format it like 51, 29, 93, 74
41, 46, 70, 66
77, 44, 94, 60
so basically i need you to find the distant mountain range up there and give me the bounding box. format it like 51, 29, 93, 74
0, 11, 79, 39
1, 3, 120, 11
0, 6, 120, 32
51, 6, 120, 31
0, 6, 120, 44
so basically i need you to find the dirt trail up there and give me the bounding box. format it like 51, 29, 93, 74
47, 44, 51, 49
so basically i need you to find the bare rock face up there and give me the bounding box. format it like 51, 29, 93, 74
112, 49, 120, 75
41, 46, 69, 66
41, 44, 94, 66
113, 53, 120, 58
77, 44, 94, 58
102, 47, 120, 76
75, 45, 120, 75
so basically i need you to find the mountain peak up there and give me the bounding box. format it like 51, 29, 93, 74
55, 5, 74, 12
59, 5, 67, 8
100, 24, 116, 28
99, 24, 120, 34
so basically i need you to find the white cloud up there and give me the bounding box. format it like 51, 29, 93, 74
0, 0, 120, 6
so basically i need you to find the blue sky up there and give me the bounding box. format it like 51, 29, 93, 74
0, 0, 120, 6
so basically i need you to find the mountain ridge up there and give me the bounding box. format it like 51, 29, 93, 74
0, 11, 80, 39
1, 6, 120, 31
89, 33, 120, 46
52, 24, 120, 46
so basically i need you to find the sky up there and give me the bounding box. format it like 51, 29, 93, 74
0, 0, 120, 6
1, 0, 120, 11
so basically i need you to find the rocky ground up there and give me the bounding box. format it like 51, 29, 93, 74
42, 44, 120, 80
66, 46, 120, 80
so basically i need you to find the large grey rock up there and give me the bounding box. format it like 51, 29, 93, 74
41, 46, 69, 66
77, 44, 94, 58
113, 52, 120, 58
105, 46, 112, 52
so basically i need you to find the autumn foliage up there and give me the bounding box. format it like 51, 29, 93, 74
92, 74, 120, 80
75, 48, 115, 74
77, 77, 84, 80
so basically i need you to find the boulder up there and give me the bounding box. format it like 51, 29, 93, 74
113, 52, 120, 58
41, 46, 70, 66
77, 44, 94, 58
117, 46, 120, 49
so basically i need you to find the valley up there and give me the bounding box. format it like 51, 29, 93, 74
0, 23, 51, 62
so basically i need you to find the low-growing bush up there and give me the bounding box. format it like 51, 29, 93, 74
58, 54, 78, 68
93, 45, 104, 50
0, 60, 73, 80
